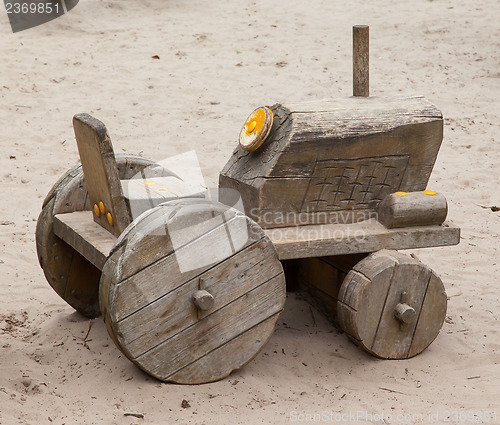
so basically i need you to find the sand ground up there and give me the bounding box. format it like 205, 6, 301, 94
0, 0, 499, 424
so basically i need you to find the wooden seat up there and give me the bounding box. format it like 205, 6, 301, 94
74, 113, 208, 229
73, 113, 131, 236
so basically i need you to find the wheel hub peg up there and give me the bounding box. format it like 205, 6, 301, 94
193, 289, 215, 311
394, 303, 416, 324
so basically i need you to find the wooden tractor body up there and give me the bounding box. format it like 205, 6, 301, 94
35, 27, 460, 384
220, 96, 443, 229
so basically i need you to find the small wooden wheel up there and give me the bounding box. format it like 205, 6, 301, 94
99, 199, 285, 384
337, 250, 447, 359
36, 155, 156, 318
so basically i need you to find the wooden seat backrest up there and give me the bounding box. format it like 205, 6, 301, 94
73, 113, 131, 236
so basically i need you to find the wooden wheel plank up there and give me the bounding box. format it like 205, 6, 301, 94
340, 269, 392, 347
351, 250, 398, 279
42, 166, 86, 209
36, 197, 75, 295
197, 240, 282, 319
134, 275, 285, 380
348, 255, 397, 349
370, 259, 431, 358
408, 272, 447, 358
109, 214, 261, 322
115, 238, 281, 359
51, 171, 89, 213
99, 253, 123, 351
166, 313, 279, 384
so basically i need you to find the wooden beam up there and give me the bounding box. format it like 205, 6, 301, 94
265, 219, 460, 260
53, 211, 116, 270
53, 211, 460, 267
353, 25, 369, 97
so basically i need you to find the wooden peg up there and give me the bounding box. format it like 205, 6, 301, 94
394, 303, 416, 324
193, 290, 215, 311
353, 25, 369, 97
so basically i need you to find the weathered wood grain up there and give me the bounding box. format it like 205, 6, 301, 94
220, 96, 444, 229
370, 253, 431, 358
35, 165, 100, 317
114, 240, 282, 359
337, 250, 447, 359
99, 246, 124, 351
136, 277, 284, 381
266, 219, 460, 260
337, 251, 395, 345
408, 272, 447, 358
99, 200, 285, 383
73, 113, 131, 236
108, 209, 262, 322
53, 211, 116, 270
166, 313, 279, 384
109, 199, 241, 283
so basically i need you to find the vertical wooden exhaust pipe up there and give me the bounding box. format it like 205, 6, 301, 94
353, 25, 369, 97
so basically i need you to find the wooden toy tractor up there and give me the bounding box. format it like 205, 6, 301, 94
36, 27, 459, 384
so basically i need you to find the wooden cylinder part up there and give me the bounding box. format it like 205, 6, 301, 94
377, 191, 448, 228
353, 25, 369, 97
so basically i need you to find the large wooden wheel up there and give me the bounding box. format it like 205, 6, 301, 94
99, 199, 286, 384
337, 250, 447, 359
36, 155, 155, 318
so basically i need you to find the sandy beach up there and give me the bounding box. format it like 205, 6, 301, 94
1, 0, 499, 423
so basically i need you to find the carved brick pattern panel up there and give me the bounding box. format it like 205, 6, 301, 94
300, 156, 409, 212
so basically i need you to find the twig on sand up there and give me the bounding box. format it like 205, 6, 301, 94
379, 387, 407, 395
83, 319, 93, 349
124, 412, 144, 419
